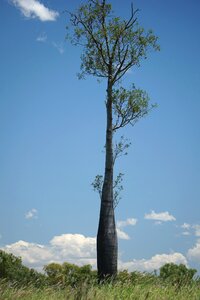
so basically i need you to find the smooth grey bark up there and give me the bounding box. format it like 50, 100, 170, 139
97, 79, 117, 279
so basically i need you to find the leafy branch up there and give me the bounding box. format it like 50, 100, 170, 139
113, 135, 131, 165
112, 85, 157, 131
92, 172, 124, 208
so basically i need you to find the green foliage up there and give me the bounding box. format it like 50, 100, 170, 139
69, 2, 160, 225
112, 85, 156, 130
1, 272, 200, 300
113, 172, 124, 208
92, 172, 124, 208
117, 264, 198, 288
0, 253, 200, 299
0, 250, 46, 288
160, 263, 197, 287
92, 135, 131, 208
91, 174, 103, 199
67, 0, 159, 129
68, 2, 160, 278
0, 250, 22, 279
43, 263, 63, 286
113, 135, 131, 162
62, 262, 95, 287
44, 262, 97, 288
67, 0, 159, 81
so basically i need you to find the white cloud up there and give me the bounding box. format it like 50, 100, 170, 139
187, 240, 200, 263
2, 240, 53, 270
52, 42, 65, 54
193, 225, 200, 237
1, 234, 96, 271
179, 224, 200, 237
25, 208, 38, 219
179, 223, 200, 237
182, 231, 190, 236
144, 210, 176, 223
116, 218, 137, 240
50, 234, 96, 259
1, 234, 188, 273
116, 228, 130, 240
181, 223, 191, 230
11, 0, 59, 21
117, 218, 137, 228
119, 252, 188, 272
36, 32, 47, 42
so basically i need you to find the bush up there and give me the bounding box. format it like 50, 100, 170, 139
1, 250, 198, 291
43, 263, 63, 286
160, 263, 197, 286
44, 262, 97, 287
0, 250, 46, 287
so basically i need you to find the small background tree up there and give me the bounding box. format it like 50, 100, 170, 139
160, 263, 197, 287
0, 250, 46, 287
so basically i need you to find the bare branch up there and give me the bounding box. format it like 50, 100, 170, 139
101, 0, 111, 59
124, 4, 138, 30
112, 45, 130, 83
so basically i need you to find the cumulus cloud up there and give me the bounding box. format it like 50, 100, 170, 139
119, 252, 188, 272
181, 223, 191, 230
144, 210, 176, 223
1, 234, 96, 271
50, 234, 96, 259
116, 228, 130, 240
36, 32, 47, 42
180, 223, 191, 236
187, 240, 200, 263
179, 224, 200, 237
193, 225, 200, 237
3, 240, 52, 268
117, 218, 137, 228
116, 218, 137, 240
1, 234, 189, 273
10, 0, 59, 21
25, 208, 38, 219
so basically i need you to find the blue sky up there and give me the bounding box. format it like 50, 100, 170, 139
0, 0, 200, 273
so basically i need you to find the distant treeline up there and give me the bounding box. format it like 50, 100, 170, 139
0, 250, 198, 289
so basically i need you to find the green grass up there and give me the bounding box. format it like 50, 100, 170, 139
1, 280, 200, 300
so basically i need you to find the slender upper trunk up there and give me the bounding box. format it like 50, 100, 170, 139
97, 79, 118, 280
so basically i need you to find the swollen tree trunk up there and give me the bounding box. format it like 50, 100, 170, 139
97, 80, 118, 280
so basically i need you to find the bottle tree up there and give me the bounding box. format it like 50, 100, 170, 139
67, 0, 159, 280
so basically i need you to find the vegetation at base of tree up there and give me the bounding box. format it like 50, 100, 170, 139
1, 276, 200, 300
1, 250, 200, 300
43, 262, 97, 287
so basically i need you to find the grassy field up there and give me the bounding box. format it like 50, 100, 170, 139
1, 251, 199, 299
1, 280, 200, 300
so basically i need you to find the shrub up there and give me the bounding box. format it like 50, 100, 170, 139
160, 263, 197, 286
0, 250, 46, 287
44, 262, 97, 288
43, 263, 63, 286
